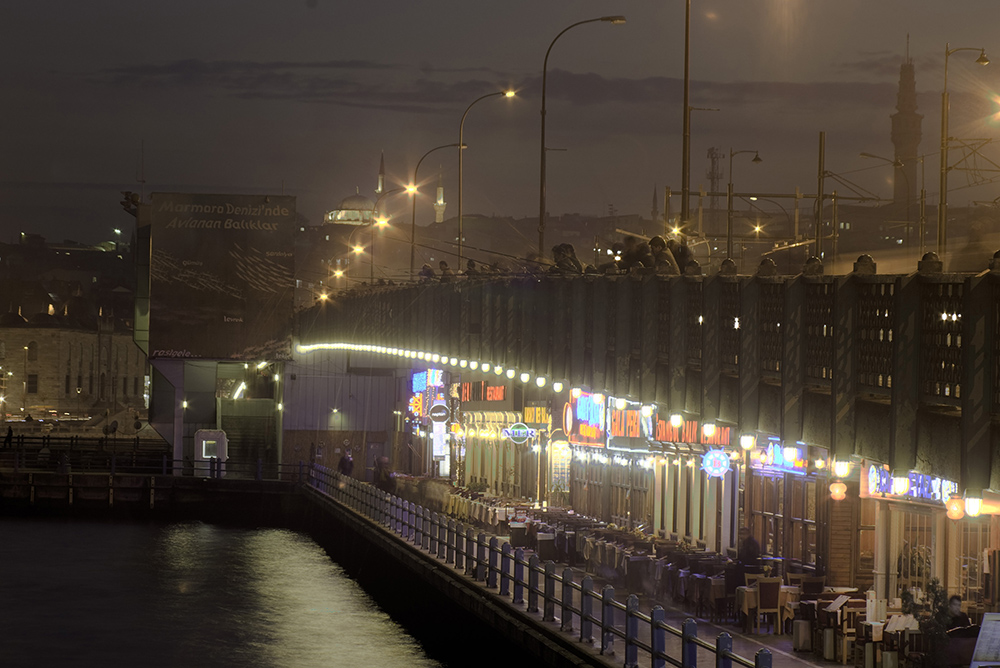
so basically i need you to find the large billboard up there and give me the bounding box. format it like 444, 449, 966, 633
148, 193, 295, 360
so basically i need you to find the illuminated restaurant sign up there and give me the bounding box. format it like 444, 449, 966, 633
750, 440, 808, 474
860, 462, 958, 504
460, 381, 506, 402
412, 369, 444, 393
501, 423, 537, 444
563, 391, 606, 447
653, 416, 731, 446
701, 449, 732, 478
523, 404, 550, 428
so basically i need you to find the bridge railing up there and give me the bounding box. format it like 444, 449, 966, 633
306, 464, 772, 668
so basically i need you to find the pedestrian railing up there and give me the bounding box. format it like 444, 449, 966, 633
306, 464, 772, 668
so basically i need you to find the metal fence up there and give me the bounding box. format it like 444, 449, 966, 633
307, 464, 774, 668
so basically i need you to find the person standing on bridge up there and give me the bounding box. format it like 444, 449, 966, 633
375, 455, 395, 494
3, 424, 11, 448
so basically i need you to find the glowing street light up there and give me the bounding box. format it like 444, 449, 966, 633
459, 90, 515, 270
409, 143, 465, 280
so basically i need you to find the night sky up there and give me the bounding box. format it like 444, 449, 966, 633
2, 1, 999, 246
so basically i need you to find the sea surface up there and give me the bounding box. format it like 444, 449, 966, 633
0, 518, 446, 668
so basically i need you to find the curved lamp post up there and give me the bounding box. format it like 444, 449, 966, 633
368, 188, 405, 283
538, 15, 625, 259
459, 90, 515, 272
938, 44, 989, 262
727, 148, 762, 259
409, 143, 464, 280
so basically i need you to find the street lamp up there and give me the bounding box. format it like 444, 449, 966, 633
538, 15, 625, 259
860, 151, 920, 252
459, 90, 515, 272
680, 0, 692, 229
727, 148, 762, 259
409, 143, 465, 281
369, 187, 405, 282
938, 43, 989, 263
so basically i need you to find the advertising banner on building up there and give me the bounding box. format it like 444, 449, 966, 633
148, 193, 295, 360
562, 390, 606, 447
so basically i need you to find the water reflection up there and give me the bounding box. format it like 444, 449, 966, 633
0, 519, 441, 668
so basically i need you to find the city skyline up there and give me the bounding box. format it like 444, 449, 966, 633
2, 1, 999, 244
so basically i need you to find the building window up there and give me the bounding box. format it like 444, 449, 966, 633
749, 473, 784, 558
26, 375, 38, 394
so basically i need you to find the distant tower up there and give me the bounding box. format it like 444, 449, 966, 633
651, 186, 659, 223
433, 168, 447, 223
890, 39, 922, 212
705, 147, 724, 210
375, 150, 385, 196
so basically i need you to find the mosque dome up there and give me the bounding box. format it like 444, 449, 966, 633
325, 188, 375, 225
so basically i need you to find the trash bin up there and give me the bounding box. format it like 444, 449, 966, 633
510, 522, 528, 548
537, 533, 557, 561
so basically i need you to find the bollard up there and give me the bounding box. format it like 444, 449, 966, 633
601, 585, 615, 655
487, 537, 499, 588
446, 519, 456, 564
753, 648, 772, 668
652, 606, 666, 668
543, 561, 556, 622
527, 554, 540, 613
625, 594, 639, 668
403, 502, 412, 540
580, 576, 594, 643
682, 617, 698, 668
429, 512, 439, 554
414, 505, 424, 546
476, 532, 487, 581
455, 523, 465, 571
513, 548, 525, 604
561, 568, 575, 632
500, 543, 512, 597
715, 632, 733, 668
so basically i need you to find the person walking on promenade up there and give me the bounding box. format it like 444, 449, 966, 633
337, 449, 354, 477
3, 425, 11, 449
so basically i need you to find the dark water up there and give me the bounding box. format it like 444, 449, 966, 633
0, 519, 444, 668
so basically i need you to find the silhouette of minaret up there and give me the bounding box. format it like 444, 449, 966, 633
375, 150, 385, 195
651, 185, 659, 224
890, 37, 922, 212
433, 168, 447, 223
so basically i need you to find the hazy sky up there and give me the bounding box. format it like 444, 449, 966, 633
2, 1, 999, 245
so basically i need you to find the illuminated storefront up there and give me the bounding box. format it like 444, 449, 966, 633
742, 436, 827, 575
458, 376, 517, 494
651, 414, 736, 553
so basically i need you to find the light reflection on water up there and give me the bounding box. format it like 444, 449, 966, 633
0, 519, 442, 668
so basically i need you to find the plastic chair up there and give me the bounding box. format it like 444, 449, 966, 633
754, 577, 782, 634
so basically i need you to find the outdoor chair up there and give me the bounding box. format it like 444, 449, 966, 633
754, 577, 782, 634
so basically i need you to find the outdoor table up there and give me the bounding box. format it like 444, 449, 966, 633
737, 584, 800, 632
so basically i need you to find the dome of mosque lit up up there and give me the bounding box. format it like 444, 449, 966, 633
325, 188, 376, 225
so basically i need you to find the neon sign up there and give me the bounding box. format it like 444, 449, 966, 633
751, 440, 807, 474
501, 423, 537, 444
652, 415, 731, 446
411, 368, 444, 394
861, 462, 958, 504
700, 449, 731, 478
460, 381, 506, 402
563, 391, 606, 447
